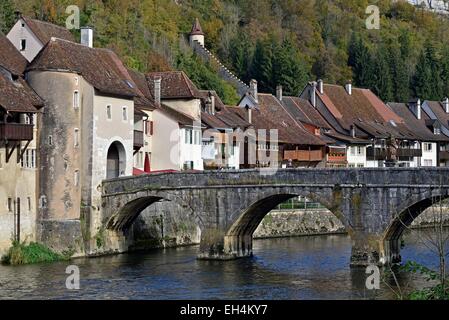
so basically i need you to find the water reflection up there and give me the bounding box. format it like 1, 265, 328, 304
0, 230, 446, 300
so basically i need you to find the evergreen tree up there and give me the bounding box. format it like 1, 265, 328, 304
249, 39, 274, 93
389, 45, 410, 102
372, 46, 393, 102
440, 46, 449, 98
348, 33, 374, 88
413, 42, 442, 100
272, 39, 309, 96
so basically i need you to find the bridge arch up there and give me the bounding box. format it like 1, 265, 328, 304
222, 189, 353, 259
383, 189, 449, 264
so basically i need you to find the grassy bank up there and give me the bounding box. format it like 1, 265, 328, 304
1, 241, 71, 265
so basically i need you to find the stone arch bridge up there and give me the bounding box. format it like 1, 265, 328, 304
101, 168, 449, 266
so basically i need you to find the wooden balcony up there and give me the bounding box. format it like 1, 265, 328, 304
0, 123, 33, 141
366, 147, 422, 160
284, 149, 323, 162
134, 130, 144, 149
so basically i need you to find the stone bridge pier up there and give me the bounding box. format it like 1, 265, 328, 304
101, 168, 449, 266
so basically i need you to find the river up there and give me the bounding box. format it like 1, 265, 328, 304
0, 229, 447, 300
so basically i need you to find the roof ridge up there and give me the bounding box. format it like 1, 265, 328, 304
23, 16, 68, 30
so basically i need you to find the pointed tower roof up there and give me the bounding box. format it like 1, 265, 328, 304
190, 18, 204, 36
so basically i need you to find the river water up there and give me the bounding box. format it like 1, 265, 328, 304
0, 229, 446, 300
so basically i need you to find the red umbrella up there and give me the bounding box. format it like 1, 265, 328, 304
144, 153, 151, 173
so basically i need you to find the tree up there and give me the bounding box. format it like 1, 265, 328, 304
0, 0, 15, 34
249, 39, 274, 93
348, 33, 374, 88
389, 45, 410, 102
413, 42, 442, 100
372, 46, 393, 102
272, 39, 309, 96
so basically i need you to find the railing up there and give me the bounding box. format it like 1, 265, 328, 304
133, 130, 144, 148
284, 149, 323, 161
0, 123, 33, 141
366, 147, 422, 160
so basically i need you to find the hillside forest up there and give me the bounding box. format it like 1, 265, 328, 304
2, 0, 449, 105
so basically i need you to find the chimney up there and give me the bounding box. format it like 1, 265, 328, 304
80, 27, 93, 48
209, 91, 215, 115
350, 125, 356, 138
246, 106, 252, 124
416, 98, 421, 120
345, 81, 352, 95
444, 97, 449, 113
14, 11, 22, 20
154, 76, 161, 107
276, 85, 283, 101
310, 81, 317, 107
250, 79, 258, 103
317, 79, 324, 94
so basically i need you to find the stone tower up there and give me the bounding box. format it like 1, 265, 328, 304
189, 18, 205, 47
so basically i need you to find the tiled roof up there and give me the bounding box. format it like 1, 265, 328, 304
146, 71, 201, 99
320, 84, 401, 129
157, 103, 196, 126
27, 38, 137, 97
190, 18, 204, 36
425, 101, 449, 128
0, 32, 28, 75
216, 106, 252, 129
0, 73, 43, 112
282, 96, 330, 129
231, 94, 325, 145
317, 83, 422, 140
127, 68, 156, 110
22, 16, 75, 45
388, 103, 449, 142
201, 112, 229, 129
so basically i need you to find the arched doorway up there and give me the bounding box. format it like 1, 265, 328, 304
106, 141, 126, 179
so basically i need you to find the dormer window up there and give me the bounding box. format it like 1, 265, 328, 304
20, 39, 26, 51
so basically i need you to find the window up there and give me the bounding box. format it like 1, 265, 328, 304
20, 39, 26, 51
24, 114, 34, 125
194, 130, 200, 145
424, 159, 433, 167
106, 105, 112, 120
424, 143, 433, 152
74, 170, 80, 186
357, 163, 364, 168
0, 151, 3, 169
434, 127, 441, 135
145, 120, 154, 136
21, 149, 36, 168
48, 135, 53, 146
74, 128, 79, 147
122, 107, 128, 121
185, 129, 193, 144
27, 197, 31, 211
183, 161, 194, 170
7, 198, 12, 212
73, 91, 79, 109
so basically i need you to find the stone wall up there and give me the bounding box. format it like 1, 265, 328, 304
254, 209, 346, 238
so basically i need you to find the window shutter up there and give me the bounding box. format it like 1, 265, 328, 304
150, 121, 154, 136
